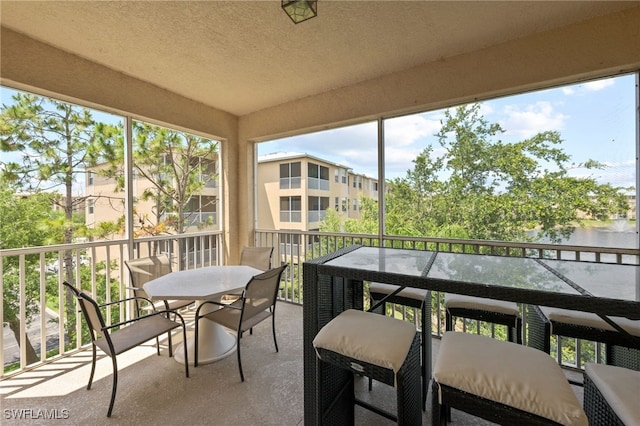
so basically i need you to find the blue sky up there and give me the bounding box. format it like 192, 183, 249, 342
2, 73, 636, 190
258, 73, 637, 188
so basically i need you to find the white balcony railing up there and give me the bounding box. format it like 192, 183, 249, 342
2, 229, 638, 377
1, 231, 222, 377
255, 229, 640, 371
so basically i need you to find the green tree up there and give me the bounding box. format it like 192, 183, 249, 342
321, 103, 629, 351
320, 196, 378, 235
92, 121, 219, 238
0, 93, 100, 364
0, 93, 95, 271
385, 104, 628, 244
0, 184, 57, 365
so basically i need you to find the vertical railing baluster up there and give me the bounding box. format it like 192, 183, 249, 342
39, 253, 47, 362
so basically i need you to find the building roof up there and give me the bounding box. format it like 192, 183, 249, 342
258, 151, 376, 180
259, 151, 349, 169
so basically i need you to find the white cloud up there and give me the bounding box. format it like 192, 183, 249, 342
562, 78, 615, 96
384, 113, 442, 148
478, 103, 494, 116
500, 101, 568, 138
601, 159, 636, 168
576, 171, 635, 188
567, 159, 636, 188
259, 115, 445, 179
384, 146, 424, 177
583, 79, 615, 91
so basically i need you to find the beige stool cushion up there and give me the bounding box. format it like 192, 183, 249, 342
369, 282, 428, 302
445, 294, 520, 316
313, 309, 416, 382
539, 306, 640, 337
585, 363, 640, 426
434, 332, 587, 426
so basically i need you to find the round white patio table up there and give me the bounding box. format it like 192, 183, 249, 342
143, 265, 261, 365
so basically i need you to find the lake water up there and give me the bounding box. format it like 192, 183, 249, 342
528, 221, 638, 263
538, 222, 639, 249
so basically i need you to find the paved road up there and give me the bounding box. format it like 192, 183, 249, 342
3, 309, 60, 365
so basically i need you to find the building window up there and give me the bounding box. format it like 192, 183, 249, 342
334, 168, 339, 183
353, 199, 357, 211
202, 158, 218, 188
279, 233, 302, 257
87, 171, 94, 186
88, 199, 94, 215
341, 169, 347, 184
308, 163, 330, 190
308, 196, 329, 222
280, 196, 301, 222
280, 162, 301, 189
335, 196, 339, 211
181, 195, 218, 227
341, 197, 348, 212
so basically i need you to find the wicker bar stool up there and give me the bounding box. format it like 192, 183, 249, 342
445, 294, 522, 343
433, 332, 587, 426
583, 363, 640, 426
369, 282, 430, 409
527, 305, 640, 372
313, 309, 422, 425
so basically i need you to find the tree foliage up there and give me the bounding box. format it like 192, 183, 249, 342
320, 103, 629, 358
0, 92, 102, 364
92, 120, 219, 235
322, 104, 628, 245
0, 184, 58, 364
0, 93, 97, 228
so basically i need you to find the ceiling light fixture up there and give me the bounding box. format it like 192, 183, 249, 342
281, 0, 317, 24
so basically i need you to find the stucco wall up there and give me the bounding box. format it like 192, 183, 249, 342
2, 6, 639, 262
237, 6, 640, 249
1, 26, 243, 262
239, 7, 640, 142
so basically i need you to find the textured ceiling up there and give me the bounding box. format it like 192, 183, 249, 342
1, 1, 636, 116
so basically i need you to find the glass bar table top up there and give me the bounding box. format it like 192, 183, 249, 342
323, 246, 434, 277
428, 252, 581, 296
323, 247, 640, 302
321, 246, 640, 316
539, 259, 640, 302
323, 248, 582, 295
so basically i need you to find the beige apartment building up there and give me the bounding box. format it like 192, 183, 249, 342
256, 152, 378, 232
86, 163, 220, 236
85, 152, 376, 264
85, 159, 220, 267
87, 152, 376, 236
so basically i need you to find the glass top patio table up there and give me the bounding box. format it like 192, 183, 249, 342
320, 246, 640, 319
302, 245, 640, 425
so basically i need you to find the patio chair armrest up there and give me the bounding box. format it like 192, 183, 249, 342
93, 296, 157, 312
195, 300, 227, 316
102, 308, 185, 332
94, 295, 156, 309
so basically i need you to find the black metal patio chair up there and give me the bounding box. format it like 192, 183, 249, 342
63, 281, 189, 417
194, 264, 287, 381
